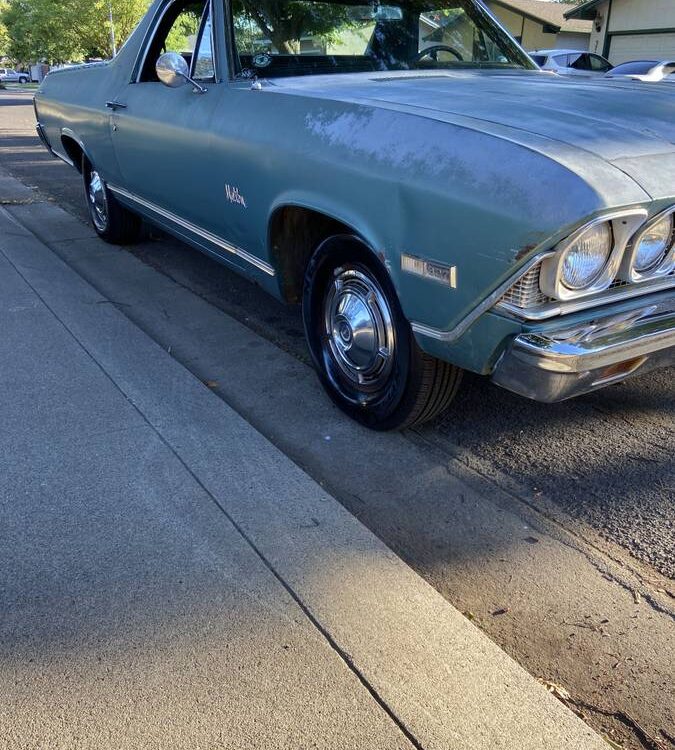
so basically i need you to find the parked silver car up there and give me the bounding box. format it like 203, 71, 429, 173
0, 67, 30, 84
530, 49, 613, 77
604, 60, 675, 83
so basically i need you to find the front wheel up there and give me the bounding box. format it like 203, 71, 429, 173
302, 236, 462, 430
18, 76, 28, 84
82, 156, 142, 244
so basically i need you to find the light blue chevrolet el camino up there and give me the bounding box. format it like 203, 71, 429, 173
34, 0, 675, 429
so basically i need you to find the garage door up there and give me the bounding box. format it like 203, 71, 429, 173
609, 32, 675, 65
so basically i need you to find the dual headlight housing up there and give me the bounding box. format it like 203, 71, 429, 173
540, 207, 675, 301
623, 209, 675, 281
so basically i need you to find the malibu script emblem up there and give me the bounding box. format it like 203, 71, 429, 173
225, 184, 247, 208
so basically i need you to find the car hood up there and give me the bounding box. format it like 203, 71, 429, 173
276, 70, 675, 199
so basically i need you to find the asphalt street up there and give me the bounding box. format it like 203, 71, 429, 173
1, 89, 674, 749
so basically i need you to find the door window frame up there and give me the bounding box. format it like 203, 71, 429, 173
131, 0, 227, 84
192, 2, 216, 80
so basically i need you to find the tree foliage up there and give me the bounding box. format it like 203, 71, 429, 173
1, 0, 150, 64
233, 0, 355, 54
0, 2, 11, 59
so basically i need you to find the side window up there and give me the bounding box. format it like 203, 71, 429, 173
139, 0, 214, 82
569, 53, 591, 70
589, 54, 610, 72
192, 7, 215, 79
553, 54, 569, 67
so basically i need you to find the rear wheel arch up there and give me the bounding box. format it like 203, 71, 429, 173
60, 130, 94, 173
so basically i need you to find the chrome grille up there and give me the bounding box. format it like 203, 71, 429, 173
499, 263, 550, 309
499, 264, 675, 319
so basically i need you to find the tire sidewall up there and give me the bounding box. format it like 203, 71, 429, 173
303, 236, 418, 430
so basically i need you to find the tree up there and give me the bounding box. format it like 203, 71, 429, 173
233, 0, 355, 54
0, 1, 10, 60
0, 0, 149, 64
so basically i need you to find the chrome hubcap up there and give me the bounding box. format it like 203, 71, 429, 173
88, 170, 108, 231
323, 267, 395, 396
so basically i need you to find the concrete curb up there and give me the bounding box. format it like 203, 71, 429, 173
0, 194, 607, 749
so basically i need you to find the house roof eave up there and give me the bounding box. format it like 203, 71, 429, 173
564, 0, 606, 21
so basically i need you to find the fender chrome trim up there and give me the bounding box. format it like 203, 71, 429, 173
410, 252, 547, 343
37, 122, 74, 166
108, 184, 275, 276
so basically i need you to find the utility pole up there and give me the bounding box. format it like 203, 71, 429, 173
108, 0, 117, 57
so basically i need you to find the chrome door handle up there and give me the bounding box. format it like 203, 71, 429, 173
105, 100, 127, 110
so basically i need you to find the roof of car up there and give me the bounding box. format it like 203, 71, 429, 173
530, 49, 586, 55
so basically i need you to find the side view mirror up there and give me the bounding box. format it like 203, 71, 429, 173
156, 52, 207, 93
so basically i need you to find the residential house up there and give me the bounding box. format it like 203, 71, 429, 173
482, 0, 592, 51
564, 0, 675, 63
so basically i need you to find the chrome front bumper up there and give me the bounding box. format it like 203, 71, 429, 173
492, 297, 675, 402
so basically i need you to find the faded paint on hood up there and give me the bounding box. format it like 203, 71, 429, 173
270, 70, 675, 199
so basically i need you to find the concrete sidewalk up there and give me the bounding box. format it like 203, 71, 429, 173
0, 176, 606, 749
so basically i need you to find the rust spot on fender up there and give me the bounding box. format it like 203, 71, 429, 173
514, 243, 537, 261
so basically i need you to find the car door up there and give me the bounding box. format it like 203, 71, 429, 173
566, 53, 598, 77
108, 0, 225, 237
550, 54, 571, 75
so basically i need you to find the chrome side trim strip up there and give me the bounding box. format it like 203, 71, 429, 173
108, 184, 276, 276
410, 253, 547, 343
54, 151, 75, 168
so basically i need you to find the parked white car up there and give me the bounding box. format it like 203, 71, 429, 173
529, 49, 613, 77
604, 60, 675, 83
0, 67, 31, 84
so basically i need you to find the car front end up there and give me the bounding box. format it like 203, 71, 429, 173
410, 196, 675, 403
490, 204, 675, 400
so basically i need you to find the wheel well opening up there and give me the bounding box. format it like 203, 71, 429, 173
60, 135, 84, 172
269, 206, 355, 303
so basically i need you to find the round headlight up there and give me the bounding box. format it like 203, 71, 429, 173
561, 222, 613, 290
634, 214, 673, 272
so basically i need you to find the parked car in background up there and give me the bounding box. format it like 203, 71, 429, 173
0, 67, 30, 84
605, 60, 675, 83
34, 0, 675, 430
530, 49, 613, 77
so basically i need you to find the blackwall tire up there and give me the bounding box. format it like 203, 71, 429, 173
302, 235, 462, 430
82, 156, 142, 245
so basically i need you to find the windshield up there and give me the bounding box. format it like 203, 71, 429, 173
231, 0, 534, 78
